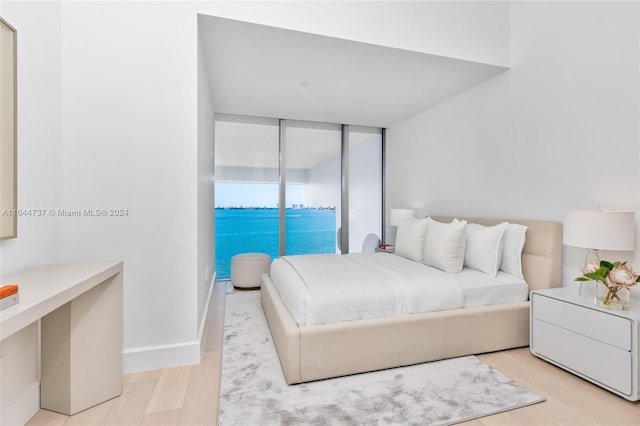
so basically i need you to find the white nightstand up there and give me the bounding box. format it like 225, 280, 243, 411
530, 287, 639, 401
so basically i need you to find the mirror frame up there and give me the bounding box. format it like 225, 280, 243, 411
1, 16, 17, 240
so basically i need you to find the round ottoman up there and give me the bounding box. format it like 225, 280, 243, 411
230, 252, 272, 289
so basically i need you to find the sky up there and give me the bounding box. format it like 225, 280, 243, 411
215, 182, 308, 208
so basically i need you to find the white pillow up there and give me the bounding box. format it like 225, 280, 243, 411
394, 217, 429, 261
464, 222, 509, 276
500, 223, 527, 278
422, 218, 467, 273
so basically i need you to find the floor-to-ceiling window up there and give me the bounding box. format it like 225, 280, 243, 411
285, 120, 341, 256
214, 114, 382, 279
214, 116, 279, 279
348, 126, 383, 252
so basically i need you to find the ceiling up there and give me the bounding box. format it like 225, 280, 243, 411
198, 15, 508, 129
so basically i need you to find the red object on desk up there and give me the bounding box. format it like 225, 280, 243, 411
0, 284, 19, 299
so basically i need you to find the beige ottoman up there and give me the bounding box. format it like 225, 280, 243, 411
231, 252, 272, 289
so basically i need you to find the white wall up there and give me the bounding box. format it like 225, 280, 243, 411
0, 2, 62, 424
0, 1, 62, 276
0, 323, 39, 425
57, 1, 201, 371
197, 30, 215, 336
386, 1, 640, 286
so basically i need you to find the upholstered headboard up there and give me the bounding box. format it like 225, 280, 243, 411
431, 216, 563, 293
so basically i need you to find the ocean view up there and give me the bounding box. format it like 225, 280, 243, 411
215, 208, 337, 279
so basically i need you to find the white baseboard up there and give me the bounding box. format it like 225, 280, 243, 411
124, 273, 217, 374
0, 381, 40, 426
198, 272, 216, 356
123, 340, 201, 373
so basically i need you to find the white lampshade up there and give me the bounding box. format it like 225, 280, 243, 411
389, 208, 415, 227
563, 210, 635, 251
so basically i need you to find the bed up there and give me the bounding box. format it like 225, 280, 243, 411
261, 216, 562, 384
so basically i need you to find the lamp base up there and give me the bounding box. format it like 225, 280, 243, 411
579, 249, 600, 297
583, 248, 601, 271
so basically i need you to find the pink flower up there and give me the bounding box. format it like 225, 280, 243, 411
607, 264, 638, 288
581, 263, 599, 274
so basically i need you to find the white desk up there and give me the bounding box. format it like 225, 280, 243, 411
0, 261, 123, 415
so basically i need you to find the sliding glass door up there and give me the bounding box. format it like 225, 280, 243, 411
214, 115, 279, 278
284, 121, 342, 256
214, 114, 382, 279
348, 126, 383, 253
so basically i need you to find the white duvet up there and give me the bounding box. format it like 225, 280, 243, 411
270, 252, 464, 326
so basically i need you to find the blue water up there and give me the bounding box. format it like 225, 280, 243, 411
215, 208, 337, 279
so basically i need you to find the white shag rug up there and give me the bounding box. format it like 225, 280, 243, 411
218, 291, 544, 425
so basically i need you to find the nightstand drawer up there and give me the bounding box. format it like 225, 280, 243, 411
532, 319, 632, 396
532, 293, 631, 351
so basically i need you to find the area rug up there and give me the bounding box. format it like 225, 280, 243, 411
218, 291, 544, 425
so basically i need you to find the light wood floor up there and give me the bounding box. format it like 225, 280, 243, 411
27, 282, 639, 426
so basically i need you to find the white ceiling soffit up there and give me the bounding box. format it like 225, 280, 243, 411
199, 15, 508, 129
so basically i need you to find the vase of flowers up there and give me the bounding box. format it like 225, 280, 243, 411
576, 261, 639, 310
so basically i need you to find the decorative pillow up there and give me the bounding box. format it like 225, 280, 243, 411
422, 218, 467, 273
394, 217, 429, 261
463, 222, 509, 276
500, 223, 528, 278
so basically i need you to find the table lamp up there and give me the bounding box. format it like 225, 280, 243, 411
563, 209, 635, 295
388, 208, 415, 246
390, 208, 415, 227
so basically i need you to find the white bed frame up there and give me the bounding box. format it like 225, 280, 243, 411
261, 217, 562, 384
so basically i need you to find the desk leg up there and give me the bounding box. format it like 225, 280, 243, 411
40, 272, 123, 415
